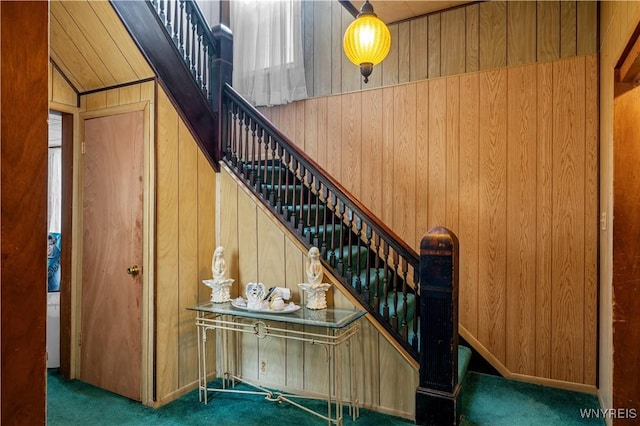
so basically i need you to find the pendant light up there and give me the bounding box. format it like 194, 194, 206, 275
343, 0, 391, 83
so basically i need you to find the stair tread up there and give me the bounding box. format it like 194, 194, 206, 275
458, 345, 472, 383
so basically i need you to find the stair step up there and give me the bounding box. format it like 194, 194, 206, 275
242, 162, 292, 183
285, 204, 326, 226
303, 224, 346, 250
329, 245, 369, 272
377, 290, 416, 328
458, 345, 472, 384
261, 183, 303, 204
354, 268, 389, 299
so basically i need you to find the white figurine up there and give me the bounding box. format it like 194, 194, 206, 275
202, 246, 234, 303
299, 247, 332, 310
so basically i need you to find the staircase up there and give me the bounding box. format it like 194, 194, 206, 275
112, 1, 472, 423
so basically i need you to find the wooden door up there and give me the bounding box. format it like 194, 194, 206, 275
81, 111, 144, 401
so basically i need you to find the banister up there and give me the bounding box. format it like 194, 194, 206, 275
222, 83, 419, 272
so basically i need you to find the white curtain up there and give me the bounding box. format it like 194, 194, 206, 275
48, 147, 62, 233
231, 0, 308, 106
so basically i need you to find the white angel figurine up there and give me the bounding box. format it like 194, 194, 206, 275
298, 247, 332, 310
202, 246, 234, 303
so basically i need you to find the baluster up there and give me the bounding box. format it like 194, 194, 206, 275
372, 234, 381, 312
257, 130, 265, 195
255, 127, 264, 191
400, 258, 409, 341
242, 112, 250, 179
412, 263, 420, 351
178, 1, 185, 56
189, 8, 197, 77
363, 225, 372, 304
230, 104, 238, 167
390, 251, 399, 332
382, 241, 390, 320
236, 110, 245, 170
336, 201, 345, 276
196, 29, 203, 89
320, 185, 329, 259
204, 44, 211, 102
283, 152, 292, 220
165, 0, 173, 36
354, 217, 363, 294
345, 209, 354, 285
311, 178, 321, 246
249, 120, 257, 186
296, 166, 306, 232
172, 0, 180, 48
185, 8, 191, 68
328, 193, 338, 267
272, 143, 280, 208
159, 0, 166, 24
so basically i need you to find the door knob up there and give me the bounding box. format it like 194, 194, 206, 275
127, 265, 140, 276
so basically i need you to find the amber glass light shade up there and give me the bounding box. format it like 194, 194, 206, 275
343, 3, 391, 83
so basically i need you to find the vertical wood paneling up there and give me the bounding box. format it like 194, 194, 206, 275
441, 8, 466, 76
378, 334, 418, 414
381, 87, 395, 226
259, 54, 599, 388
466, 4, 480, 73
410, 16, 428, 81
304, 98, 318, 162
316, 97, 328, 168
398, 21, 412, 84
313, 0, 331, 97
361, 89, 384, 216
427, 14, 441, 79
257, 209, 287, 386
478, 68, 507, 363
535, 61, 553, 379
326, 95, 342, 181
237, 189, 259, 380
341, 92, 362, 197
560, 1, 577, 58
427, 79, 446, 229
156, 88, 180, 397
51, 66, 78, 106
177, 121, 199, 387
393, 84, 417, 246
583, 55, 598, 386
577, 1, 597, 55
415, 81, 429, 247
458, 73, 480, 336
295, 101, 305, 151
507, 2, 536, 66
381, 24, 399, 87
551, 57, 585, 383
445, 77, 460, 233
284, 236, 304, 389
479, 1, 507, 70
537, 1, 560, 62
505, 64, 537, 376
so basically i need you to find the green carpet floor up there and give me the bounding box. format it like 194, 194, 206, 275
47, 369, 603, 425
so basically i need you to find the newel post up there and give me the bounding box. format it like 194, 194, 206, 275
211, 22, 232, 161
415, 227, 460, 426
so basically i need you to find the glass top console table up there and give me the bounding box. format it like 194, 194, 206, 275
187, 302, 365, 425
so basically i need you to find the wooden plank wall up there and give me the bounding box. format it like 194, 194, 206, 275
218, 165, 419, 419
302, 0, 597, 97
155, 86, 217, 404
259, 54, 599, 388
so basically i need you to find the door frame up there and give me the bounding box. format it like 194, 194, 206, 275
76, 100, 155, 405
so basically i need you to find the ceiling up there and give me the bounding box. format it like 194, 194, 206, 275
49, 0, 153, 94
359, 1, 474, 24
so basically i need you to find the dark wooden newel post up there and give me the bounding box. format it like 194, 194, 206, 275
211, 22, 233, 161
415, 227, 460, 426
